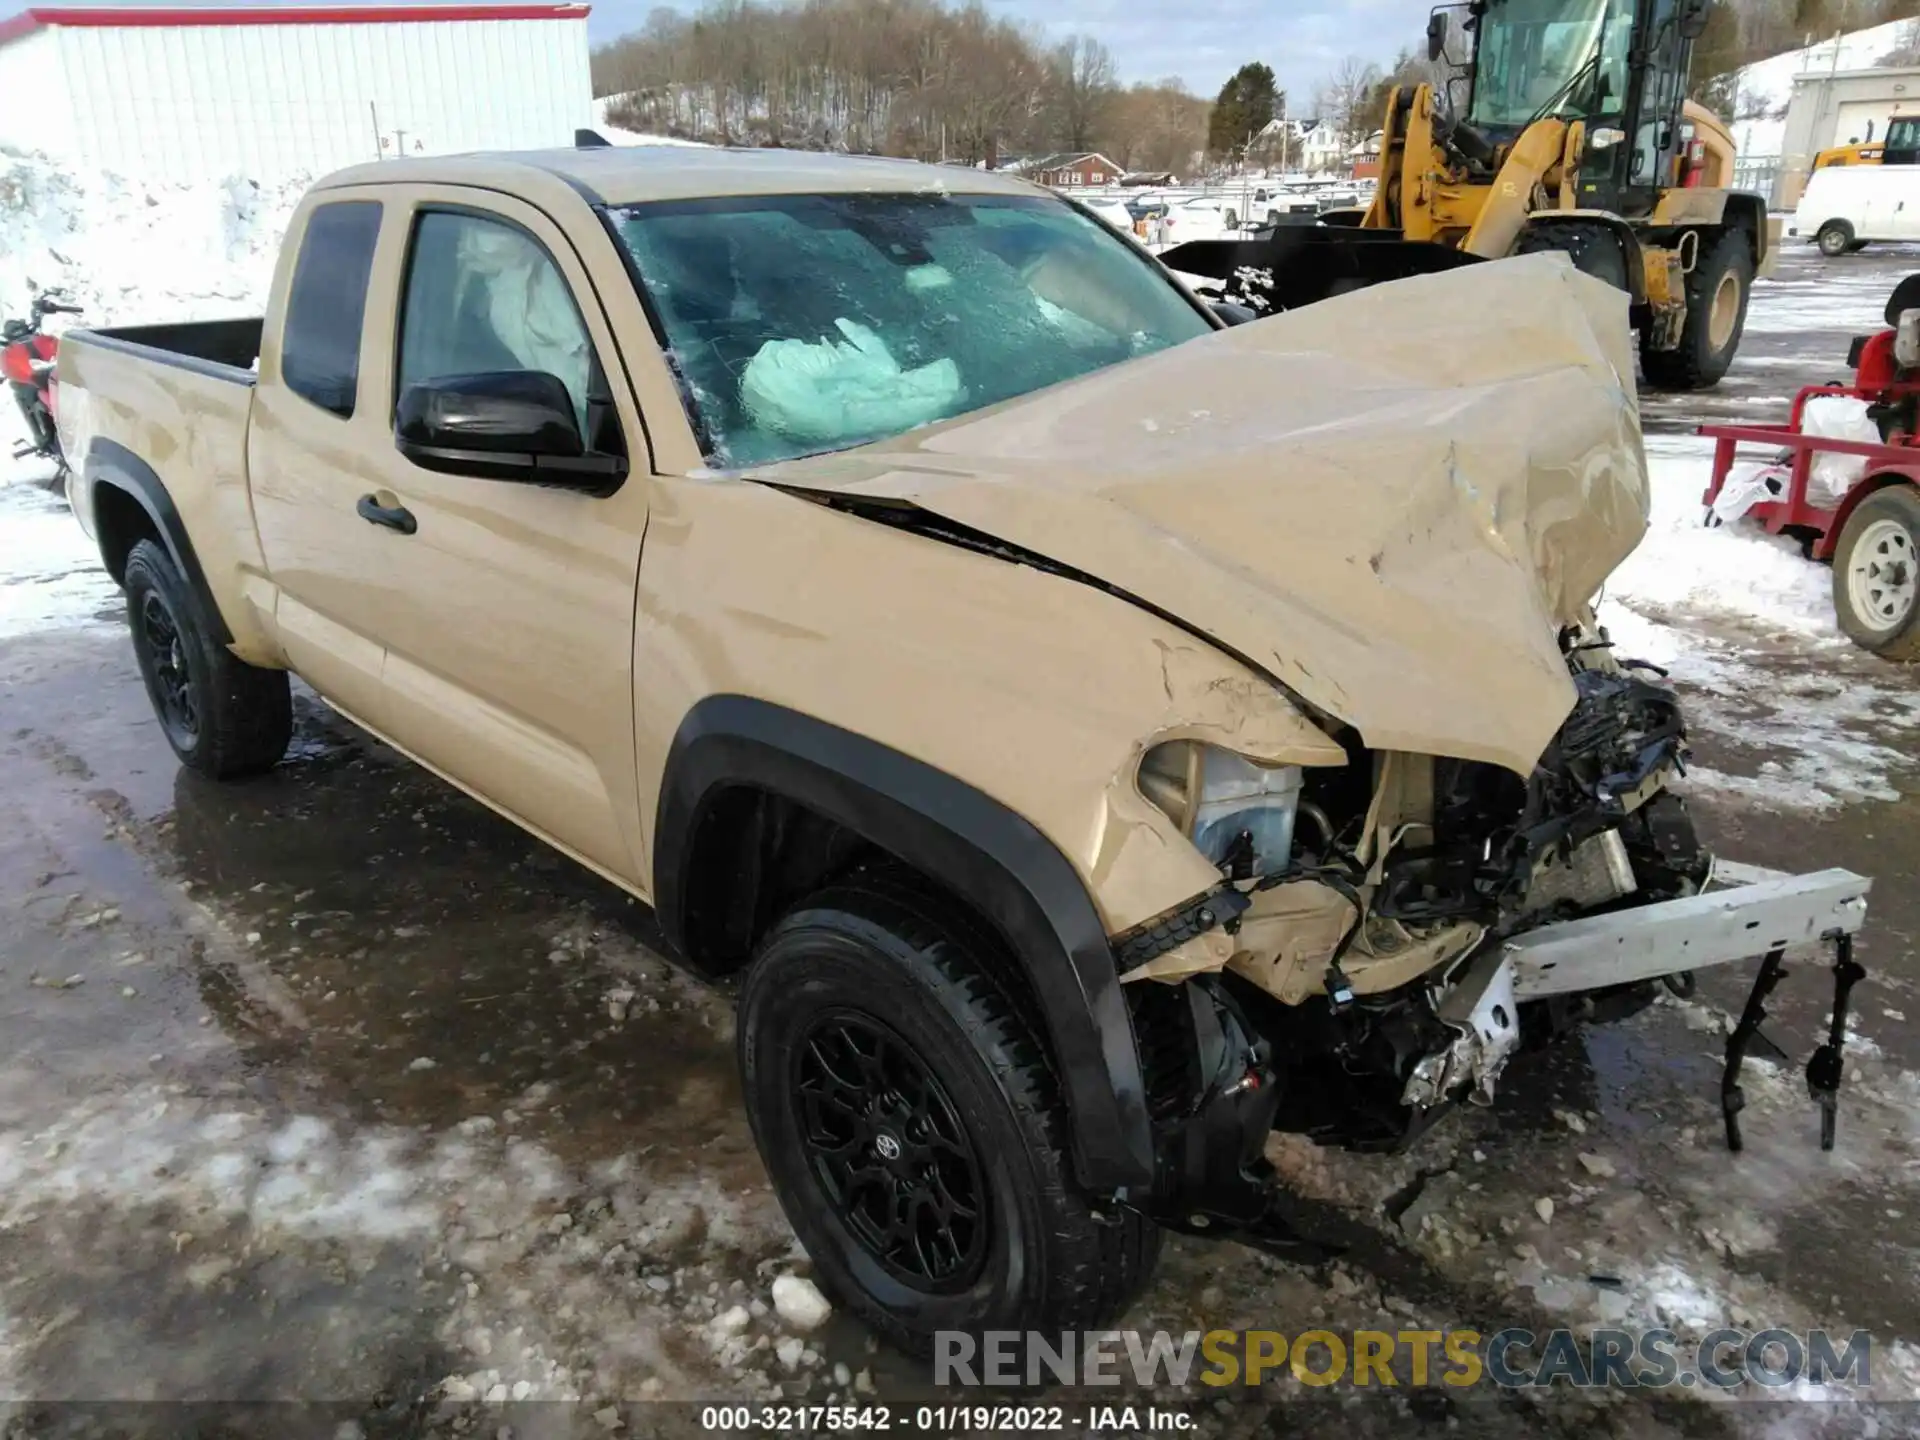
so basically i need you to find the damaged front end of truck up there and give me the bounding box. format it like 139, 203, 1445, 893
752, 252, 1873, 1257
1114, 626, 1869, 1258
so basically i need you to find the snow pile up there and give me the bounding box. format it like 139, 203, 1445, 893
1599, 434, 1920, 812
1606, 433, 1835, 639
0, 149, 306, 331
1722, 18, 1919, 159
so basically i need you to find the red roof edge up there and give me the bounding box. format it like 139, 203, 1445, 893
0, 4, 587, 45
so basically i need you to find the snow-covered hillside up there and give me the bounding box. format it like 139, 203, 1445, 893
0, 116, 701, 334
590, 95, 709, 148
1723, 17, 1918, 159
0, 150, 303, 331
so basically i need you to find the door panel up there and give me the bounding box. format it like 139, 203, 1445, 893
248, 191, 396, 721
352, 191, 653, 885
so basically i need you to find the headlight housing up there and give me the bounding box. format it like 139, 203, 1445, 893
1139, 742, 1304, 879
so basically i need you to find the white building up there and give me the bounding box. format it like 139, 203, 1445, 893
0, 4, 594, 182
1297, 120, 1346, 174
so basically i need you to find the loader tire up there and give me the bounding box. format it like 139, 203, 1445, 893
125, 539, 292, 779
1832, 487, 1920, 661
1640, 229, 1753, 392
738, 872, 1160, 1357
1517, 222, 1629, 290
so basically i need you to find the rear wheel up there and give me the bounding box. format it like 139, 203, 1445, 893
1817, 220, 1855, 258
1832, 487, 1920, 660
737, 874, 1160, 1356
1640, 229, 1753, 391
124, 539, 292, 778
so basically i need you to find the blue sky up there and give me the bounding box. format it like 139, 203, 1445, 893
65, 0, 1438, 101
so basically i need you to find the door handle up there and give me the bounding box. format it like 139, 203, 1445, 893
356, 494, 417, 535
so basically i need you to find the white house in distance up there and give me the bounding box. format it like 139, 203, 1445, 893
0, 3, 594, 182
1297, 120, 1347, 173
1254, 117, 1348, 174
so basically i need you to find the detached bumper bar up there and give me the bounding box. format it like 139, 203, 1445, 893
1502, 864, 1873, 1153
1502, 866, 1871, 999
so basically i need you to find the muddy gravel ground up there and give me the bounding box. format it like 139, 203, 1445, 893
1, 246, 1918, 1439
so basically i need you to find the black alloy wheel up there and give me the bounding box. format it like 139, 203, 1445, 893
792, 1011, 988, 1291
140, 587, 200, 749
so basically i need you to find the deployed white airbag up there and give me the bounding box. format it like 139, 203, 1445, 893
740, 319, 961, 446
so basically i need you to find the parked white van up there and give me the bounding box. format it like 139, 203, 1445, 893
1791, 165, 1920, 257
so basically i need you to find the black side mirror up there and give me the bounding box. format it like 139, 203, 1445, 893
396, 371, 626, 492
1679, 0, 1710, 39
1210, 301, 1260, 326
1427, 10, 1449, 61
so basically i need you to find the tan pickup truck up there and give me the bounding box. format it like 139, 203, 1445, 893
58, 144, 1872, 1354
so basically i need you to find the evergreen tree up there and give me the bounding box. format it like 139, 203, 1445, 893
1207, 62, 1280, 159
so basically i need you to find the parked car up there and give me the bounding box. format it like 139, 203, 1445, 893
1079, 195, 1136, 234
56, 145, 1872, 1356
1791, 164, 1920, 256
1170, 195, 1246, 240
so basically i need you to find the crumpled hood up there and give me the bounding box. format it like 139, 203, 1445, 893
746, 253, 1650, 777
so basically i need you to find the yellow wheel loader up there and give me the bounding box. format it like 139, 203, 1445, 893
1813, 116, 1920, 173
1165, 0, 1773, 390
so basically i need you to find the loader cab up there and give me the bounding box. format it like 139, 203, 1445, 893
1887, 117, 1920, 168
1457, 0, 1704, 217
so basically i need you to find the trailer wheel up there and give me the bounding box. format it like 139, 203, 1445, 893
1832, 487, 1920, 660
738, 873, 1160, 1356
124, 539, 292, 778
1640, 229, 1753, 391
1817, 221, 1856, 258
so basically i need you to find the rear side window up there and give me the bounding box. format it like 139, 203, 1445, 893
281, 200, 381, 418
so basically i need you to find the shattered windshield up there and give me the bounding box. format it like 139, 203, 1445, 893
608, 192, 1212, 467
1469, 0, 1625, 129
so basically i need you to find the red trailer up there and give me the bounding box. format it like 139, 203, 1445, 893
1697, 277, 1920, 660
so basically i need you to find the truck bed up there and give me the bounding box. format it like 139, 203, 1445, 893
73, 317, 262, 383
58, 316, 272, 664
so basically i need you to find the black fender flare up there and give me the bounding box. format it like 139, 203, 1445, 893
654, 695, 1155, 1195
85, 437, 232, 645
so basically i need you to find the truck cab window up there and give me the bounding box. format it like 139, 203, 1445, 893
397, 211, 596, 436
281, 201, 381, 418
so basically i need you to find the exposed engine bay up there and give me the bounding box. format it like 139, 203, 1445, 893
1118, 627, 1869, 1251
1122, 626, 1708, 1154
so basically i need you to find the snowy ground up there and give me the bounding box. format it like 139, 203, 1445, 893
2, 168, 1919, 1434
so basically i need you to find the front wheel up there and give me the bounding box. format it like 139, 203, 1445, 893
125, 539, 292, 778
737, 875, 1159, 1357
1516, 221, 1629, 290
1817, 221, 1856, 258
1832, 487, 1920, 660
1641, 230, 1754, 391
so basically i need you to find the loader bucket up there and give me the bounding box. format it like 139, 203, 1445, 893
1159, 228, 1484, 315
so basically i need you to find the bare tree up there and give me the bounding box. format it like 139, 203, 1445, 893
1043, 36, 1118, 153
592, 0, 1072, 160
1316, 55, 1384, 149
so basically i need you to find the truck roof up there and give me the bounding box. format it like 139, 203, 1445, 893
315, 145, 1045, 208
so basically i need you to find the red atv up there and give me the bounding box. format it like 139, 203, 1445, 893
3, 289, 84, 477
1700, 273, 1920, 659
